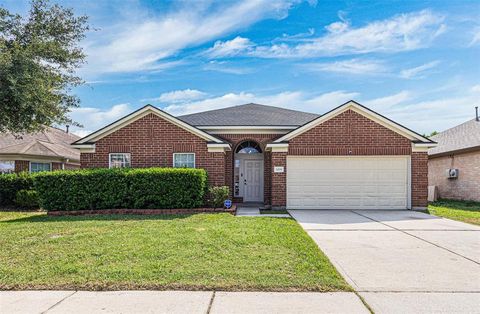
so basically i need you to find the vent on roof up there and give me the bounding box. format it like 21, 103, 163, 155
476, 106, 479, 122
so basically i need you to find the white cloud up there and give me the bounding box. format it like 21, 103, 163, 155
147, 89, 208, 103
68, 103, 132, 136
400, 60, 440, 79
162, 90, 358, 116
251, 10, 445, 58
85, 0, 305, 73
305, 59, 387, 75
205, 37, 254, 58
365, 91, 412, 108
203, 61, 253, 75
471, 84, 480, 93
469, 27, 480, 46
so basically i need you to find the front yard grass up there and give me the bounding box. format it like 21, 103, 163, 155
0, 211, 349, 291
428, 199, 480, 226
259, 209, 289, 215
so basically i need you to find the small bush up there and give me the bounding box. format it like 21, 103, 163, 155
34, 167, 208, 211
14, 189, 39, 208
0, 172, 34, 205
207, 186, 230, 208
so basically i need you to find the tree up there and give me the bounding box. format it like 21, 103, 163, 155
0, 0, 89, 134
423, 131, 438, 138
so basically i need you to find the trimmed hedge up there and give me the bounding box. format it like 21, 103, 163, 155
34, 167, 208, 211
15, 189, 39, 208
0, 173, 34, 205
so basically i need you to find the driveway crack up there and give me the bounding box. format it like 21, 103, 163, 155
206, 291, 216, 314
42, 291, 77, 314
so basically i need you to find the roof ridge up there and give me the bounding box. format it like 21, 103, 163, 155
34, 140, 62, 157
19, 140, 38, 154
177, 103, 319, 118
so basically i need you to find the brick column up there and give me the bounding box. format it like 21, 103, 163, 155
271, 152, 287, 208
14, 160, 29, 173
412, 152, 428, 208
52, 162, 63, 171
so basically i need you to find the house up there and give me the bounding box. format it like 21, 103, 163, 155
428, 113, 480, 202
72, 100, 436, 210
0, 126, 80, 173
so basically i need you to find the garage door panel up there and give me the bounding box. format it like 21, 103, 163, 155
287, 156, 409, 210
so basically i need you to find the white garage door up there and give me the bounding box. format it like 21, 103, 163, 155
287, 156, 409, 210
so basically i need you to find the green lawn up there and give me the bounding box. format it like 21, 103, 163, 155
0, 211, 349, 291
259, 209, 289, 215
428, 199, 480, 226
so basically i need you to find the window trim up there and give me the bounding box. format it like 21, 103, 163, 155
108, 153, 131, 169
173, 153, 196, 168
29, 161, 52, 173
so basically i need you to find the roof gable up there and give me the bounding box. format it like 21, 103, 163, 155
274, 100, 436, 144
73, 105, 224, 145
178, 103, 319, 127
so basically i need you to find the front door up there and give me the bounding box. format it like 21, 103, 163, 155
244, 160, 262, 202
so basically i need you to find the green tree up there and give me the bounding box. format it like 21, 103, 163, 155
0, 0, 89, 134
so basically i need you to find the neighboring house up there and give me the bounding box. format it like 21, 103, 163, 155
428, 115, 480, 202
0, 126, 80, 173
72, 100, 436, 210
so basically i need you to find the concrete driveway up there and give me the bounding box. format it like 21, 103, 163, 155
289, 209, 480, 313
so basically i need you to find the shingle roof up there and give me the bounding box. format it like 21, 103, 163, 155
428, 119, 480, 156
177, 103, 319, 126
0, 126, 80, 161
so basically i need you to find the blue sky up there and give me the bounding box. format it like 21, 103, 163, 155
3, 0, 480, 136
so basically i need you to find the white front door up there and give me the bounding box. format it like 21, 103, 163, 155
244, 160, 263, 202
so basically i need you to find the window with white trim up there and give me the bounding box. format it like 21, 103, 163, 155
30, 162, 51, 173
109, 153, 131, 168
0, 161, 15, 174
173, 153, 195, 168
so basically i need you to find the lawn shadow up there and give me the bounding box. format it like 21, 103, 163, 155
0, 212, 207, 224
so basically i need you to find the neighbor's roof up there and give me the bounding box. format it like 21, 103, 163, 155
0, 126, 80, 161
178, 103, 320, 126
429, 119, 480, 156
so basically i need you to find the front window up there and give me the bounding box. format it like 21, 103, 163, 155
173, 153, 195, 168
235, 141, 262, 154
0, 161, 15, 174
30, 162, 51, 173
109, 153, 131, 168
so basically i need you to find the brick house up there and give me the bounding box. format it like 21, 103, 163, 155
428, 116, 480, 202
72, 100, 436, 210
0, 126, 80, 173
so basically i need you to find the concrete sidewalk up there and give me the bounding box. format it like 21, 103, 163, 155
0, 290, 369, 314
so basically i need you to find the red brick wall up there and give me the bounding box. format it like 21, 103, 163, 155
412, 152, 428, 207
14, 160, 29, 173
289, 110, 411, 155
80, 113, 226, 186
271, 152, 287, 207
215, 133, 280, 203
52, 162, 62, 171
428, 151, 480, 202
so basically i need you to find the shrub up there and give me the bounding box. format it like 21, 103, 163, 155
14, 189, 39, 208
207, 186, 230, 208
34, 167, 208, 211
0, 172, 34, 205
